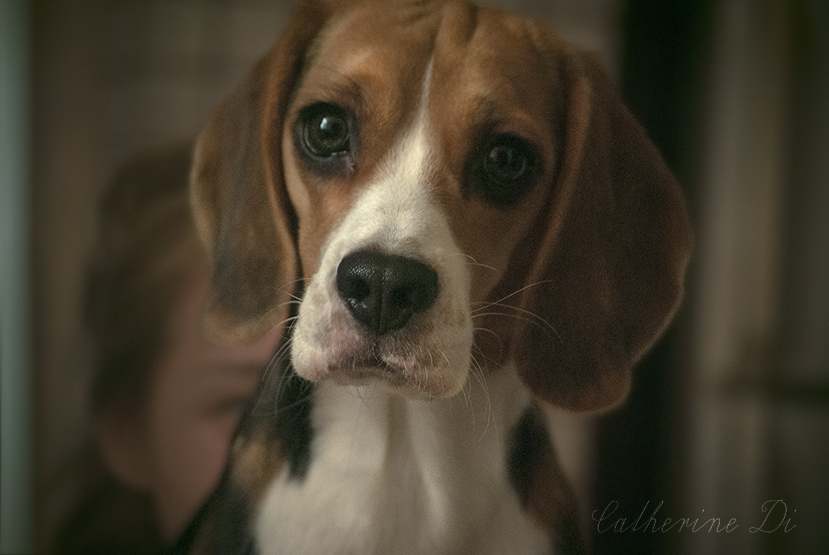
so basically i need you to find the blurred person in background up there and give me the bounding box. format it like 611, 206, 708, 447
52, 147, 282, 554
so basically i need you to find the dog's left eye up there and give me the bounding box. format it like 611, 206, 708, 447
469, 134, 538, 206
485, 142, 529, 182
296, 102, 355, 167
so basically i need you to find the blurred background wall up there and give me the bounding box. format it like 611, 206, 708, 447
0, 0, 825, 553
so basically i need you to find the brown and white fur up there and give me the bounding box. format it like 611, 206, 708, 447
176, 1, 692, 554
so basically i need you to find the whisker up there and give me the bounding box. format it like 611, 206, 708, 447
461, 253, 498, 274
469, 280, 555, 313
459, 370, 473, 408
468, 360, 493, 444
471, 305, 562, 345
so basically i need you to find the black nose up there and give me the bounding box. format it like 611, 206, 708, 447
336, 251, 439, 336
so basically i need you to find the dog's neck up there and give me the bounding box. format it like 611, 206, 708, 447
253, 364, 552, 555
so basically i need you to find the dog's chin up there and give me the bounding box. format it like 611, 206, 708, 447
362, 360, 471, 399
293, 347, 470, 400
291, 308, 474, 399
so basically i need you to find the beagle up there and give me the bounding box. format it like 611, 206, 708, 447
176, 0, 691, 553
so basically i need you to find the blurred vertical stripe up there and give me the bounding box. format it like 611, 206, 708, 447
0, 0, 35, 553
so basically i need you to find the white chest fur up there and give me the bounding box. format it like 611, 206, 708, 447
254, 366, 551, 555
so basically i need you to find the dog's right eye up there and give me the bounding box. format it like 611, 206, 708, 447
296, 103, 355, 170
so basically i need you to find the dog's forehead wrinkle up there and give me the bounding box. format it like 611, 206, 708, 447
314, 2, 442, 75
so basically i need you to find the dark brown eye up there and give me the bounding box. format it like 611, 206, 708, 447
301, 103, 351, 158
485, 143, 529, 182
471, 134, 538, 206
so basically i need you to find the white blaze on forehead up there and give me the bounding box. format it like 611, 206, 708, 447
330, 61, 437, 254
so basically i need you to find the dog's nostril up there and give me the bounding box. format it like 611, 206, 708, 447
390, 285, 416, 309
338, 273, 372, 301
336, 251, 439, 336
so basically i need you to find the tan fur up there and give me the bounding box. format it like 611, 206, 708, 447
229, 436, 283, 511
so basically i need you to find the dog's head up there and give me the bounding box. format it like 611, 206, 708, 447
191, 0, 692, 412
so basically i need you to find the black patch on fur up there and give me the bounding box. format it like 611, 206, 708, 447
169, 479, 254, 555
209, 482, 255, 555
507, 406, 586, 555
244, 319, 315, 482
274, 360, 315, 481
507, 404, 551, 504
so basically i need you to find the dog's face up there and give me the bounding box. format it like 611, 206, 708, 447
191, 0, 692, 411
284, 3, 563, 398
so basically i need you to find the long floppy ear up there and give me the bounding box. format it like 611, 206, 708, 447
511, 48, 692, 412
190, 2, 330, 346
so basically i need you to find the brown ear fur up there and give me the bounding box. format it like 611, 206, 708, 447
190, 2, 330, 346
510, 48, 692, 412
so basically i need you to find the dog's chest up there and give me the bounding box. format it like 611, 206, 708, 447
253, 371, 551, 555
